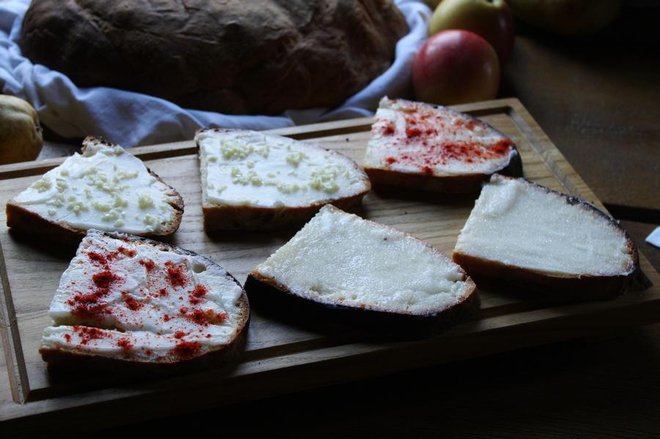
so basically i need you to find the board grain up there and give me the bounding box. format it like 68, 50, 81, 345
0, 98, 658, 432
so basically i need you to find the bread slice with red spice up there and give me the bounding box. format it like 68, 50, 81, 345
244, 205, 478, 336
453, 174, 639, 301
363, 97, 522, 194
39, 230, 249, 370
6, 137, 184, 248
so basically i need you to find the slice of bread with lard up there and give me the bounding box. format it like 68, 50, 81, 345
197, 128, 370, 231
245, 205, 478, 335
453, 174, 639, 301
6, 137, 183, 246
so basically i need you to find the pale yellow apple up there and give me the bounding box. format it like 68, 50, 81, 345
0, 95, 43, 164
428, 0, 515, 62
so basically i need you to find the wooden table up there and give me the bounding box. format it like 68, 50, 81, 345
3, 4, 659, 437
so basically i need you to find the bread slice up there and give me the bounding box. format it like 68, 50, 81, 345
40, 230, 249, 371
197, 128, 370, 231
363, 97, 522, 194
245, 205, 477, 335
453, 174, 639, 301
6, 137, 183, 247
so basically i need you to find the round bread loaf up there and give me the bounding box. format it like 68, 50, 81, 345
19, 0, 408, 115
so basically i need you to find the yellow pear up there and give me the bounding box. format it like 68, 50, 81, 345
0, 95, 43, 164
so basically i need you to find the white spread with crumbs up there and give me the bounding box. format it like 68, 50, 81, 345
197, 130, 369, 208
11, 140, 180, 234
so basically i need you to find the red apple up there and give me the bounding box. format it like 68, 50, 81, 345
412, 30, 500, 106
428, 0, 515, 63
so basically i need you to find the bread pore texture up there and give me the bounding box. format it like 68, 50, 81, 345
40, 230, 249, 369
453, 174, 639, 300
245, 205, 477, 332
197, 129, 370, 231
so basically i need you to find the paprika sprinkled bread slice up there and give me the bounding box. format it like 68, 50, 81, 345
40, 230, 249, 370
6, 137, 183, 247
363, 97, 522, 194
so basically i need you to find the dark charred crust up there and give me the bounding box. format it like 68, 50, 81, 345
245, 272, 479, 340
499, 149, 523, 178
453, 252, 636, 303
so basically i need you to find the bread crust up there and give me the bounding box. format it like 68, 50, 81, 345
365, 156, 521, 195
452, 252, 636, 302
39, 231, 250, 373
202, 193, 367, 232
20, 0, 407, 115
452, 175, 640, 302
5, 139, 184, 250
244, 271, 479, 339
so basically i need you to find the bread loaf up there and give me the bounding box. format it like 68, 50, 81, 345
20, 0, 407, 115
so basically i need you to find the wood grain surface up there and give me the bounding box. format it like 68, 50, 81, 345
501, 11, 660, 216
0, 99, 658, 434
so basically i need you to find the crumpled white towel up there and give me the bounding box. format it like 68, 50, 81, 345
0, 0, 431, 147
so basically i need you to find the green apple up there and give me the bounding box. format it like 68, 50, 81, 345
428, 0, 515, 62
0, 95, 43, 165
507, 0, 621, 36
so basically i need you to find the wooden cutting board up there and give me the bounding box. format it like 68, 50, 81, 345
1, 98, 658, 432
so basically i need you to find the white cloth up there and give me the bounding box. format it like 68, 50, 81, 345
0, 0, 431, 147
646, 227, 660, 249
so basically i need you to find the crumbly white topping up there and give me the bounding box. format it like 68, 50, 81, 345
12, 139, 180, 234
197, 130, 369, 208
